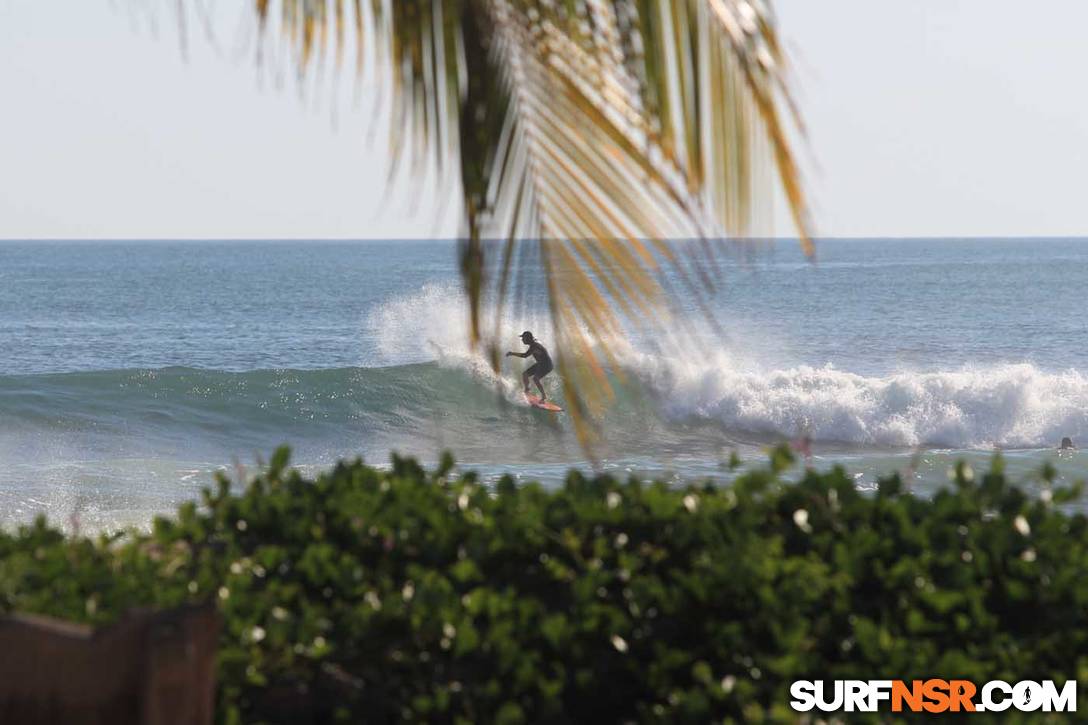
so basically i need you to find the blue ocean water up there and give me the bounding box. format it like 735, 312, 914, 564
1, 239, 1086, 529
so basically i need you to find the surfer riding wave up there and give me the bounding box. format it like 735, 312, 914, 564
506, 331, 553, 401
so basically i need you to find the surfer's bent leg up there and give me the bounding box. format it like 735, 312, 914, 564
532, 361, 553, 400
523, 363, 540, 394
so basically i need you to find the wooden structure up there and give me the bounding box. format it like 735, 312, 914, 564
0, 604, 220, 724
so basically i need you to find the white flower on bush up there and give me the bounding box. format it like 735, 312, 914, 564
793, 509, 812, 533
1014, 515, 1031, 536
683, 494, 699, 513
611, 634, 629, 653
827, 488, 840, 512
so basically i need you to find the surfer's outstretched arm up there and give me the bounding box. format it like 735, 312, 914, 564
505, 350, 531, 358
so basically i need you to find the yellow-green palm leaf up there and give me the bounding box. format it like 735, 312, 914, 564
202, 0, 812, 452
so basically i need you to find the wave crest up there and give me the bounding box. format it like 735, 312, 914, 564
635, 358, 1088, 448
362, 285, 1088, 450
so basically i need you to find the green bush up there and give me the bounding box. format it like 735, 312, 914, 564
1, 448, 1086, 723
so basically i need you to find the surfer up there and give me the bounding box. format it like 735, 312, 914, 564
506, 331, 553, 401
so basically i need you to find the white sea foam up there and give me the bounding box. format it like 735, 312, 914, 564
366, 283, 548, 359
367, 285, 1088, 449
365, 282, 564, 402
631, 355, 1088, 448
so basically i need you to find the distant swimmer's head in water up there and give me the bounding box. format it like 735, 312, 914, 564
1060, 437, 1075, 450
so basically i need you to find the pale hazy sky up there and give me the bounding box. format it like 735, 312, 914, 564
1, 1, 1086, 239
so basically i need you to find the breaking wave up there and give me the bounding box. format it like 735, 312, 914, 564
2, 287, 1084, 465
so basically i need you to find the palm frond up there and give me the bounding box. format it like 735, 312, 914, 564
228, 0, 812, 453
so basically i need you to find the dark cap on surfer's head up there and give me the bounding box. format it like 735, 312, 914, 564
520, 330, 534, 342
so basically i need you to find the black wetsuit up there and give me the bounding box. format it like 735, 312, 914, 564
523, 341, 553, 380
